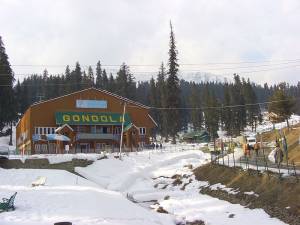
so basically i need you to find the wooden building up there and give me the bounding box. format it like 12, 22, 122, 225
16, 88, 157, 154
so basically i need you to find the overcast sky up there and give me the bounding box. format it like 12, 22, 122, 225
1, 0, 300, 85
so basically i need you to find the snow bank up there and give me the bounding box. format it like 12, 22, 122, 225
8, 153, 104, 164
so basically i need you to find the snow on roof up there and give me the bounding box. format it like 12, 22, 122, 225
55, 124, 74, 133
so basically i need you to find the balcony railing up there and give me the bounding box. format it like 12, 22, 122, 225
76, 133, 120, 141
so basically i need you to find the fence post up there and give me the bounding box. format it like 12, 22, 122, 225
277, 162, 281, 179
255, 157, 259, 173
240, 156, 242, 169
233, 149, 236, 168
227, 153, 230, 166
263, 155, 269, 176
292, 160, 298, 181
221, 142, 225, 165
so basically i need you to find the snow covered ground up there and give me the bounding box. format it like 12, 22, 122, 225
0, 168, 174, 225
243, 114, 300, 136
76, 148, 287, 225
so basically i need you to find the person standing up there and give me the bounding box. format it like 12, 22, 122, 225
274, 145, 284, 166
254, 141, 259, 156
282, 135, 288, 161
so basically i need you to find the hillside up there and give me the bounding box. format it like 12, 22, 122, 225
261, 122, 300, 163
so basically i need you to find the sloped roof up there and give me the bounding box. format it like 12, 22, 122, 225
31, 87, 150, 109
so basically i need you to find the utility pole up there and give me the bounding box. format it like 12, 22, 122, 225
119, 102, 127, 160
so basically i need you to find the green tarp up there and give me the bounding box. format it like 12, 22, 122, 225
182, 130, 210, 143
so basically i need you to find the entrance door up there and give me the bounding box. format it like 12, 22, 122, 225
79, 143, 90, 153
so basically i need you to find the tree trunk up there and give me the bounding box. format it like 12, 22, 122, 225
286, 119, 290, 130
9, 122, 13, 146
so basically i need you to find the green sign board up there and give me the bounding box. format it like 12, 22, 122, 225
55, 112, 131, 125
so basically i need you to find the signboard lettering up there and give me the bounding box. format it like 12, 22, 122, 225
55, 112, 131, 125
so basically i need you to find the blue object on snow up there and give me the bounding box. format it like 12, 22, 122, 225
46, 134, 70, 142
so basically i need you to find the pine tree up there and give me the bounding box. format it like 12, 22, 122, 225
148, 77, 158, 138
71, 62, 82, 91
222, 83, 233, 135
0, 36, 16, 144
82, 70, 89, 89
107, 73, 115, 92
95, 60, 102, 88
156, 62, 168, 137
203, 86, 219, 140
102, 69, 108, 90
268, 84, 295, 128
231, 74, 246, 135
115, 63, 136, 99
166, 22, 181, 143
87, 66, 94, 87
65, 65, 71, 93
189, 83, 202, 131
14, 80, 22, 116
243, 78, 261, 131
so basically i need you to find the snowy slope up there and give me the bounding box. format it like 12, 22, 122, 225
0, 169, 174, 225
76, 148, 287, 225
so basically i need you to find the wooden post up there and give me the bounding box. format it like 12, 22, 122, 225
119, 102, 127, 160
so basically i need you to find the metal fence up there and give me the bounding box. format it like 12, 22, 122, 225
211, 149, 299, 180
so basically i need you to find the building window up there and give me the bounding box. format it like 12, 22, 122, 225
115, 127, 121, 134
35, 127, 39, 134
139, 127, 146, 135
77, 126, 86, 133
91, 126, 96, 134
52, 128, 55, 134
102, 127, 108, 134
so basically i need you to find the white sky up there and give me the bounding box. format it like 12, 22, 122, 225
1, 0, 300, 85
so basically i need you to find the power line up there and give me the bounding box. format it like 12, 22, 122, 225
1, 63, 300, 78
127, 98, 300, 110
1, 58, 300, 68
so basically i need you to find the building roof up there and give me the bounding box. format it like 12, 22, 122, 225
30, 87, 150, 109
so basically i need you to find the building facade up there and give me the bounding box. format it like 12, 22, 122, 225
16, 88, 157, 154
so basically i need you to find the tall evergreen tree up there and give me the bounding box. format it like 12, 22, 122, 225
71, 62, 82, 91
87, 66, 94, 87
166, 22, 181, 142
189, 83, 202, 131
231, 74, 246, 135
102, 69, 108, 90
115, 63, 136, 99
148, 77, 158, 138
0, 36, 16, 144
222, 83, 233, 135
156, 62, 168, 137
95, 60, 102, 88
107, 73, 115, 92
243, 78, 261, 131
268, 84, 295, 128
203, 86, 219, 140
65, 65, 72, 93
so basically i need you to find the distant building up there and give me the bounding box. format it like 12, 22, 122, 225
182, 130, 210, 143
16, 88, 157, 154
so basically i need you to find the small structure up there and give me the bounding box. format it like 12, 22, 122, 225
182, 130, 210, 143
